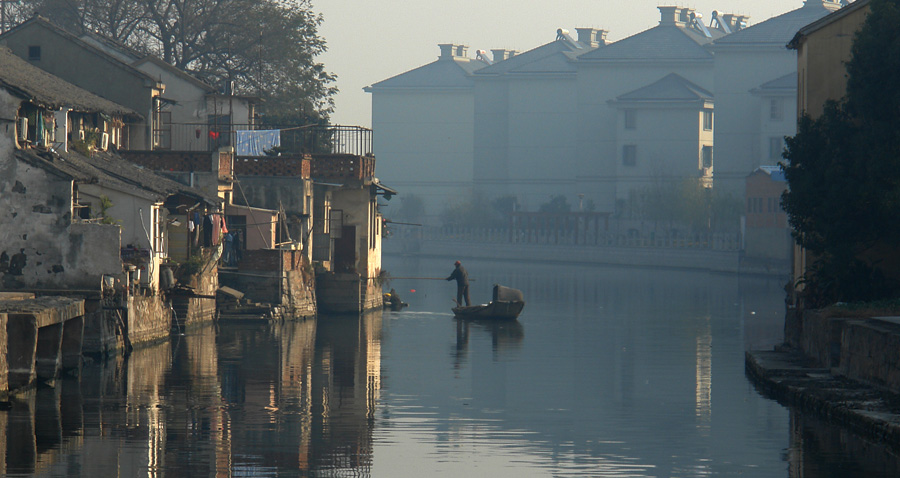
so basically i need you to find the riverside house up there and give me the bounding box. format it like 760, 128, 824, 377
0, 45, 220, 354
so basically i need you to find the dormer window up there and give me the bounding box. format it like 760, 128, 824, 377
27, 45, 41, 61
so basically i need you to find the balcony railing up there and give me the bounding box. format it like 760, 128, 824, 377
139, 123, 373, 156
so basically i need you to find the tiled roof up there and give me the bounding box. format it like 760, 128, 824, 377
366, 57, 487, 90
0, 46, 139, 117
16, 148, 219, 204
614, 73, 713, 102
476, 38, 585, 76
714, 1, 841, 46
577, 25, 720, 61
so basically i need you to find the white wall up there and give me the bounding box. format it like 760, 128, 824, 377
757, 92, 798, 167
614, 103, 712, 203
712, 47, 797, 197
576, 62, 715, 212
474, 76, 579, 210
371, 90, 475, 224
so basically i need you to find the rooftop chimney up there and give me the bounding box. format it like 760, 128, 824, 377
438, 43, 469, 60
658, 6, 684, 26
575, 28, 609, 48
491, 49, 517, 63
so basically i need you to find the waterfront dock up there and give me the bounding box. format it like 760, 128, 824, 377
0, 296, 85, 399
748, 311, 900, 451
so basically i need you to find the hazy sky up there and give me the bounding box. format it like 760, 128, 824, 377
317, 0, 808, 128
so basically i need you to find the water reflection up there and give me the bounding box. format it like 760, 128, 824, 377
787, 411, 900, 478
2, 259, 900, 476
452, 318, 524, 370
0, 313, 381, 477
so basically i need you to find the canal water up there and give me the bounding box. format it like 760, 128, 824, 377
5, 257, 900, 477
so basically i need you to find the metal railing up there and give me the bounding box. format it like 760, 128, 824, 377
137, 123, 373, 156
417, 226, 742, 251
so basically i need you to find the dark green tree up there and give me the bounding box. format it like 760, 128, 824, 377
781, 0, 900, 306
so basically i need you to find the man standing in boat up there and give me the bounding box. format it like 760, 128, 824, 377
446, 260, 471, 306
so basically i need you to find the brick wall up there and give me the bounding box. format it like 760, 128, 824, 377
234, 155, 310, 177
120, 151, 213, 172
310, 154, 374, 180
241, 250, 307, 272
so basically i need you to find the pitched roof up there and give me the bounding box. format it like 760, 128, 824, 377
0, 46, 139, 117
788, 0, 871, 48
475, 38, 585, 76
613, 73, 713, 103
753, 165, 786, 181
752, 72, 798, 94
15, 148, 219, 204
577, 25, 720, 61
366, 56, 487, 90
714, 1, 841, 46
77, 32, 218, 93
132, 55, 217, 93
0, 16, 156, 84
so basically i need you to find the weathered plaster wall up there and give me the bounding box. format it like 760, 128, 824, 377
0, 139, 122, 290
331, 187, 381, 279
127, 295, 171, 348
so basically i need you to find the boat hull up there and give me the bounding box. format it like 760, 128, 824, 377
452, 300, 524, 320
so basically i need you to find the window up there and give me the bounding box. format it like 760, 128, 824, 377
27, 45, 40, 61
624, 109, 637, 130
770, 99, 784, 121
701, 146, 713, 169
622, 145, 637, 166
702, 109, 713, 131
769, 137, 784, 160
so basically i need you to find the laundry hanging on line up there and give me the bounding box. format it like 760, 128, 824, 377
235, 130, 281, 156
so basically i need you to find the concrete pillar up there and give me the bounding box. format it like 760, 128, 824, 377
0, 313, 8, 402
60, 316, 84, 373
34, 386, 61, 453
59, 377, 82, 439
7, 315, 38, 391
6, 396, 36, 473
34, 322, 63, 384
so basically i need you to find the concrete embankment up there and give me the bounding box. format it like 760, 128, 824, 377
746, 348, 900, 450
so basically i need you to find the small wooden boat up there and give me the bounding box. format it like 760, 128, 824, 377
452, 284, 525, 320
383, 292, 408, 311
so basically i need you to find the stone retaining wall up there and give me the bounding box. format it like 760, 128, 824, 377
840, 318, 900, 391
793, 310, 900, 393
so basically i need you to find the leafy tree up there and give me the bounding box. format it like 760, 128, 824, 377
538, 195, 571, 213
781, 0, 900, 306
14, 0, 336, 122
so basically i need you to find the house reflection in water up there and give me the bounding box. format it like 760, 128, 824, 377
0, 312, 383, 476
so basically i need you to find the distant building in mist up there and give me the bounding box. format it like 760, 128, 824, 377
366, 0, 847, 223
710, 0, 841, 199
574, 6, 727, 214
364, 44, 487, 222
472, 29, 604, 209
608, 73, 715, 216
744, 166, 791, 265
